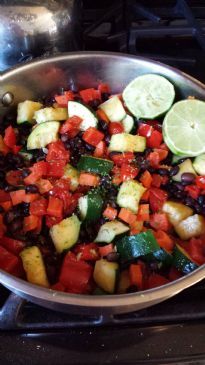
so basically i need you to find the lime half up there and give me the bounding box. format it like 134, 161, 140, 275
163, 99, 205, 157
122, 74, 175, 119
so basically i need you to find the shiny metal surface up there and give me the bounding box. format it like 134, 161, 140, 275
0, 0, 81, 71
1, 52, 205, 314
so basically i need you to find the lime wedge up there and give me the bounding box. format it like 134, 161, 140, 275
163, 99, 205, 157
122, 74, 175, 119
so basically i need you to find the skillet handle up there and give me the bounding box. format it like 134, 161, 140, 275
0, 292, 25, 330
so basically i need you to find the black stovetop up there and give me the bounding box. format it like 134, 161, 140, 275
1, 1, 205, 364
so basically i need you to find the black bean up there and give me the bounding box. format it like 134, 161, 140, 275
101, 92, 110, 102
147, 166, 156, 174
0, 206, 4, 213
184, 196, 195, 207
22, 169, 31, 178
169, 165, 179, 176
198, 195, 205, 206
104, 134, 110, 145
85, 143, 95, 152
194, 203, 202, 214
174, 183, 184, 191
61, 133, 69, 143
98, 119, 108, 132
100, 175, 112, 189
106, 199, 118, 209
157, 168, 169, 176
181, 173, 196, 184
21, 203, 30, 217
4, 185, 16, 192
106, 252, 120, 262
88, 99, 101, 109
0, 170, 5, 180
9, 218, 23, 233
25, 184, 39, 194
74, 96, 83, 103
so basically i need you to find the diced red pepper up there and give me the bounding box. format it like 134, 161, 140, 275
33, 161, 49, 176
94, 141, 106, 158
30, 197, 48, 216
120, 163, 138, 181
59, 253, 93, 294
60, 116, 82, 135
36, 178, 53, 194
82, 127, 104, 147
24, 171, 39, 185
6, 170, 23, 186
118, 208, 136, 225
153, 230, 174, 251
147, 151, 160, 168
0, 189, 11, 203
12, 145, 22, 154
0, 201, 12, 211
150, 213, 170, 231
196, 176, 205, 189
46, 140, 70, 163
0, 135, 9, 155
154, 148, 168, 162
110, 152, 135, 166
23, 215, 41, 232
147, 273, 169, 289
74, 243, 99, 261
149, 187, 168, 212
103, 206, 118, 220
146, 120, 162, 132
4, 126, 16, 148
140, 170, 153, 188
79, 172, 99, 187
98, 83, 111, 95
45, 215, 62, 228
0, 236, 25, 255
99, 244, 114, 257
188, 237, 205, 265
0, 215, 6, 238
137, 204, 150, 221
146, 130, 163, 148
151, 174, 162, 188
47, 196, 63, 218
168, 267, 182, 281
129, 264, 143, 290
129, 220, 143, 235
51, 282, 66, 292
138, 123, 153, 137
64, 192, 82, 216
55, 91, 74, 107
0, 246, 21, 275
141, 189, 150, 202
10, 190, 39, 205
184, 185, 200, 200
47, 160, 66, 178
108, 122, 124, 135
79, 88, 101, 104
96, 109, 110, 123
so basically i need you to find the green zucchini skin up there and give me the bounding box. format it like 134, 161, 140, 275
173, 244, 198, 274
77, 156, 113, 175
79, 190, 104, 222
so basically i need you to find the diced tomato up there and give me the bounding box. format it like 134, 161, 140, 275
60, 116, 82, 135
150, 213, 170, 231
0, 135, 9, 155
45, 215, 62, 228
129, 220, 143, 235
108, 122, 124, 135
147, 151, 160, 168
118, 208, 136, 225
151, 174, 162, 188
55, 90, 74, 107
154, 148, 168, 161
79, 172, 99, 187
12, 145, 22, 154
99, 244, 114, 258
188, 237, 205, 265
147, 273, 169, 289
59, 253, 93, 294
0, 246, 21, 275
146, 130, 163, 148
196, 176, 205, 189
137, 204, 149, 221
184, 185, 200, 200
103, 206, 118, 220
138, 123, 153, 137
96, 109, 110, 123
6, 170, 23, 186
4, 126, 16, 148
47, 196, 63, 218
30, 197, 48, 216
79, 88, 101, 104
36, 178, 53, 194
129, 264, 143, 290
110, 152, 135, 166
120, 163, 138, 181
0, 215, 6, 238
140, 170, 153, 188
0, 201, 12, 211
153, 230, 174, 251
94, 141, 106, 158
47, 161, 66, 178
74, 243, 99, 261
149, 187, 168, 212
32, 161, 49, 177
82, 127, 104, 147
46, 140, 70, 163
0, 236, 25, 255
98, 83, 111, 95
23, 215, 41, 232
0, 189, 11, 203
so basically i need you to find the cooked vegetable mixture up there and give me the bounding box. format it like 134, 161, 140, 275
0, 74, 205, 295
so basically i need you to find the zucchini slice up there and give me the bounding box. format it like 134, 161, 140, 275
17, 100, 43, 124
27, 121, 60, 150
117, 179, 146, 213
109, 133, 146, 153
50, 215, 81, 253
116, 230, 160, 261
93, 259, 119, 294
78, 190, 103, 222
68, 101, 98, 131
173, 244, 198, 274
20, 246, 49, 287
121, 114, 135, 133
63, 163, 79, 191
175, 214, 205, 240
99, 96, 126, 122
193, 153, 205, 175
162, 201, 193, 226
77, 155, 113, 175
95, 220, 129, 243
34, 107, 68, 123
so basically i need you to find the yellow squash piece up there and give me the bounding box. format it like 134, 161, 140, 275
63, 163, 79, 191
20, 246, 49, 287
17, 100, 43, 124
93, 259, 119, 294
162, 201, 193, 226
34, 107, 68, 123
117, 179, 146, 213
50, 215, 81, 253
172, 159, 196, 182
175, 214, 205, 240
109, 133, 146, 153
117, 270, 131, 294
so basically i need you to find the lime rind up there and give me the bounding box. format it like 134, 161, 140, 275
163, 99, 205, 157
122, 74, 175, 119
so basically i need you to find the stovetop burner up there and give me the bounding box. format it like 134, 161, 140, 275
1, 1, 205, 364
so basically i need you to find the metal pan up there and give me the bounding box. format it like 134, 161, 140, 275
1, 52, 205, 315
